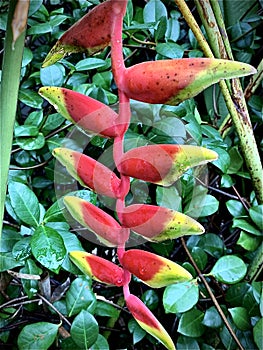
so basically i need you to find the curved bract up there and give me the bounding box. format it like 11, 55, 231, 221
120, 204, 204, 241
69, 251, 128, 286
42, 0, 114, 67
53, 148, 121, 198
121, 249, 192, 288
118, 144, 218, 186
121, 58, 256, 105
63, 196, 128, 247
39, 87, 122, 138
126, 294, 176, 350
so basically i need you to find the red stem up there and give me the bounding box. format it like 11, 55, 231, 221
110, 0, 131, 302
110, 0, 127, 88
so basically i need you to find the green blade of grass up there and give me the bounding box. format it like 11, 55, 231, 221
0, 1, 28, 234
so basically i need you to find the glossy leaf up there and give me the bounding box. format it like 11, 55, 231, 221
121, 249, 192, 288
69, 251, 128, 287
66, 276, 95, 317
120, 204, 204, 241
121, 58, 256, 105
210, 255, 247, 284
71, 310, 99, 349
118, 144, 218, 186
42, 0, 114, 67
126, 294, 175, 350
8, 181, 40, 228
39, 87, 121, 137
163, 281, 199, 313
53, 147, 121, 198
178, 309, 205, 337
64, 196, 129, 246
31, 226, 66, 273
17, 322, 59, 350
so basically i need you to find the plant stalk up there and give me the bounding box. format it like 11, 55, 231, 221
0, 1, 28, 234
175, 0, 263, 204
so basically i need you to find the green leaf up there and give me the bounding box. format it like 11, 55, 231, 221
0, 252, 25, 272
176, 335, 200, 350
12, 237, 32, 261
156, 186, 182, 211
185, 194, 219, 218
225, 282, 251, 306
142, 290, 159, 311
75, 58, 106, 71
191, 247, 207, 270
40, 63, 65, 86
198, 233, 225, 258
16, 133, 46, 150
18, 89, 43, 108
229, 307, 251, 331
143, 0, 167, 25
163, 281, 199, 313
17, 322, 59, 350
94, 301, 119, 318
89, 334, 109, 350
178, 309, 206, 337
14, 125, 39, 137
253, 318, 263, 349
8, 181, 40, 228
249, 205, 263, 230
156, 42, 184, 59
31, 226, 66, 273
202, 306, 222, 328
20, 259, 42, 298
210, 255, 247, 284
66, 276, 96, 317
233, 218, 262, 236
70, 310, 99, 349
211, 147, 230, 173
226, 200, 247, 217
128, 318, 146, 344
237, 231, 261, 251
227, 146, 244, 174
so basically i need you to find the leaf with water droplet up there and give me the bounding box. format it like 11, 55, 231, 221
31, 226, 66, 273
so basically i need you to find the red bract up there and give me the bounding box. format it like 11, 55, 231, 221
121, 58, 256, 105
119, 204, 204, 241
118, 144, 218, 186
64, 196, 129, 247
121, 249, 192, 288
42, 0, 114, 67
39, 87, 122, 137
69, 251, 128, 286
53, 148, 121, 198
125, 294, 175, 350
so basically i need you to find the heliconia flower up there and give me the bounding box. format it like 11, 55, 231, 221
121, 249, 192, 288
119, 204, 204, 241
126, 294, 175, 350
69, 251, 128, 286
118, 144, 218, 186
53, 148, 121, 198
42, 0, 114, 67
63, 196, 129, 246
38, 87, 122, 138
121, 58, 256, 105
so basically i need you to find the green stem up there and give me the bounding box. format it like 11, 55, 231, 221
175, 0, 263, 204
0, 1, 28, 234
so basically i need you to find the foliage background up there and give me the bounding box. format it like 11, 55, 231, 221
0, 0, 262, 349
